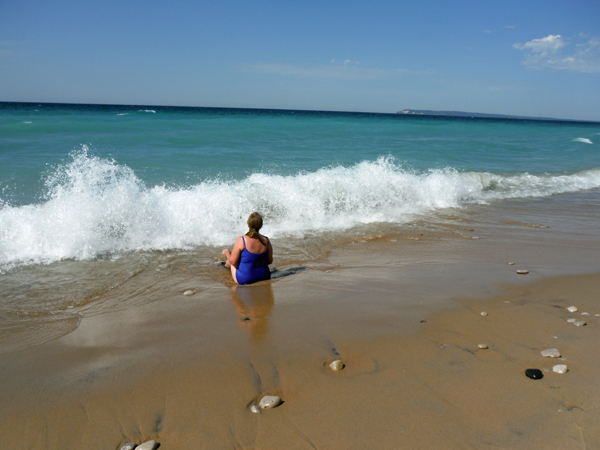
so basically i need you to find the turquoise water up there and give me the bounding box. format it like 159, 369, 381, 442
1, 101, 600, 352
1, 102, 600, 270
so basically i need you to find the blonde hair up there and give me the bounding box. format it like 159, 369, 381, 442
246, 212, 263, 240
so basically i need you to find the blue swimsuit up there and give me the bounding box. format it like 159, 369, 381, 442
236, 236, 271, 285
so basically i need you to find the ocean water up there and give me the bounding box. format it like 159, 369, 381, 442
1, 102, 600, 351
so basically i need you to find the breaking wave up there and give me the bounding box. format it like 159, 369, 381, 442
1, 152, 600, 269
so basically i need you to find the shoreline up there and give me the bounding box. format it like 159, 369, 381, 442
2, 192, 600, 449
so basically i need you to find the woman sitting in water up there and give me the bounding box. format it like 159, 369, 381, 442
222, 212, 273, 285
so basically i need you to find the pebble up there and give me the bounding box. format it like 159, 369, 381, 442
120, 444, 136, 450
325, 270, 332, 273
567, 306, 578, 312
480, 311, 488, 316
540, 348, 561, 358
596, 314, 600, 317
573, 320, 587, 327
508, 262, 515, 265
525, 368, 544, 380
477, 344, 488, 349
567, 318, 577, 323
259, 395, 282, 410
439, 344, 451, 349
581, 312, 589, 315
516, 270, 529, 275
553, 364, 568, 374
329, 360, 345, 371
250, 405, 261, 414
183, 290, 194, 296
136, 440, 159, 450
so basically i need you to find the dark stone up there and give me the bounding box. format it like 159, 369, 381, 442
420, 320, 427, 323
242, 317, 250, 322
525, 368, 544, 380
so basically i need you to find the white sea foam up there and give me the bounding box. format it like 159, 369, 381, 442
22, 121, 32, 124
573, 138, 593, 144
1, 152, 600, 269
117, 113, 129, 116
139, 110, 156, 113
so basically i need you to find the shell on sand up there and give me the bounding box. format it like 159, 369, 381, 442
540, 348, 561, 358
329, 360, 345, 371
137, 441, 159, 450
553, 364, 568, 374
259, 395, 282, 410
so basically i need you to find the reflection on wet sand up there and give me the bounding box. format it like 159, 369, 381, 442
229, 282, 274, 341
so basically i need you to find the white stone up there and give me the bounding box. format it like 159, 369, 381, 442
477, 344, 488, 349
250, 405, 261, 414
259, 395, 282, 410
516, 270, 529, 274
540, 348, 561, 358
480, 311, 488, 316
508, 262, 515, 265
567, 306, 578, 312
581, 312, 589, 315
120, 444, 136, 450
567, 318, 576, 323
183, 290, 194, 296
329, 360, 345, 371
553, 364, 568, 374
573, 320, 586, 327
137, 440, 159, 450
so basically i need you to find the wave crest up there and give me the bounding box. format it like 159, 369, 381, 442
1, 152, 600, 269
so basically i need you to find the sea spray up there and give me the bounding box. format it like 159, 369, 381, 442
2, 151, 600, 270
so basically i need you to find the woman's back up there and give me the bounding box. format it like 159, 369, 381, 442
236, 236, 270, 284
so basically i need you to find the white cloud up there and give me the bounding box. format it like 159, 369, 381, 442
514, 34, 600, 73
241, 62, 432, 80
514, 34, 566, 54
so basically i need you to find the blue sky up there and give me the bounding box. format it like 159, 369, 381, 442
1, 0, 599, 120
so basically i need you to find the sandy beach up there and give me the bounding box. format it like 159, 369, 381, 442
2, 195, 600, 450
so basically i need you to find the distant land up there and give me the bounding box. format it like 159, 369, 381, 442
397, 109, 597, 123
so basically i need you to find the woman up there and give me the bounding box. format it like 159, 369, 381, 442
222, 212, 273, 285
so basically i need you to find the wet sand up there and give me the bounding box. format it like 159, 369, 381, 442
2, 195, 600, 449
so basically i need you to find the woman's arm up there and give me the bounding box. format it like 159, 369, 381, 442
267, 239, 273, 264
222, 237, 244, 267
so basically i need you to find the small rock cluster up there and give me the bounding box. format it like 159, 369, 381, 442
524, 304, 593, 380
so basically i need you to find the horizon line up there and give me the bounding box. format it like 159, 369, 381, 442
2, 100, 599, 125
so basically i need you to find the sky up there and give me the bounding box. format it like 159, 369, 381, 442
1, 0, 599, 121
